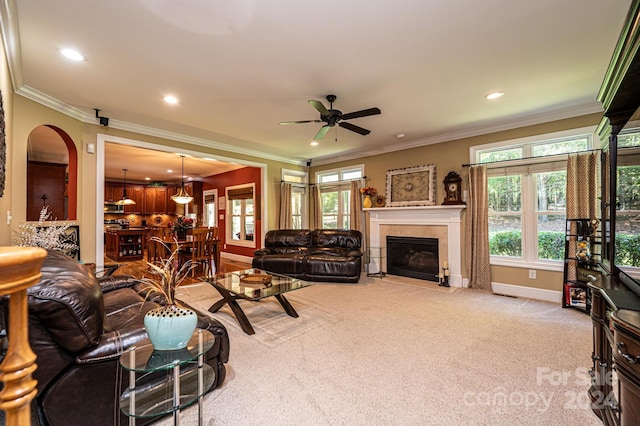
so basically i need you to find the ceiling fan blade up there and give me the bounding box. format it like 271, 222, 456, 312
339, 121, 370, 135
340, 107, 381, 121
314, 125, 331, 140
280, 120, 322, 125
308, 100, 329, 116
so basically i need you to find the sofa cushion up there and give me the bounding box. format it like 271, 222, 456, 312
306, 253, 360, 276
265, 229, 312, 247
252, 253, 307, 275
311, 229, 361, 249
28, 250, 105, 353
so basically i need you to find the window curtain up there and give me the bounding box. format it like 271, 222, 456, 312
465, 165, 492, 291
350, 180, 362, 231
565, 152, 599, 281
279, 182, 292, 229
566, 152, 599, 219
310, 184, 321, 229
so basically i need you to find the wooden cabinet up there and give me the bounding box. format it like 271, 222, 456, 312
105, 229, 143, 261
124, 186, 144, 214
185, 181, 203, 223
166, 185, 178, 215
144, 186, 168, 214
105, 181, 124, 203
589, 2, 640, 424
27, 161, 67, 221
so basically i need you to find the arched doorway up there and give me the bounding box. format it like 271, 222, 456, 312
26, 125, 77, 221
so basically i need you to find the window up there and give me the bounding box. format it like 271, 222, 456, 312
203, 190, 217, 228
282, 169, 309, 229
616, 130, 640, 268
316, 166, 363, 229
226, 184, 254, 247
472, 128, 595, 269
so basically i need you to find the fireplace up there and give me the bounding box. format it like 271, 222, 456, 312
387, 236, 439, 282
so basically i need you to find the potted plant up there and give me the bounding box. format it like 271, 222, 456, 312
139, 237, 199, 350
168, 215, 194, 240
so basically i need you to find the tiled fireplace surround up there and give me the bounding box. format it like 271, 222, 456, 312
366, 206, 466, 287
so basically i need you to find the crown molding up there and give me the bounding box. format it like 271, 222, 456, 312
311, 102, 604, 166
0, 0, 22, 90
16, 85, 304, 167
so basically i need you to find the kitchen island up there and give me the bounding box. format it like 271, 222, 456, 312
105, 229, 144, 261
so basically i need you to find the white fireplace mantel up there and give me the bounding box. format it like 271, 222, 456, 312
365, 205, 466, 287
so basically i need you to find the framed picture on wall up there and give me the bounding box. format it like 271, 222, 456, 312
218, 196, 226, 210
36, 224, 81, 260
385, 164, 436, 207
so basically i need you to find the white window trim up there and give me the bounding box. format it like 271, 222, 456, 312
226, 183, 256, 248
282, 169, 309, 229
203, 188, 218, 228
472, 125, 597, 272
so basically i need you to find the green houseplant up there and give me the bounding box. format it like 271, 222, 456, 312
140, 237, 199, 350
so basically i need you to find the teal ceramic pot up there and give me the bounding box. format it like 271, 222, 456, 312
144, 305, 198, 350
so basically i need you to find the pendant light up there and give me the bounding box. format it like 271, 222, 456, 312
171, 155, 194, 204
116, 168, 136, 205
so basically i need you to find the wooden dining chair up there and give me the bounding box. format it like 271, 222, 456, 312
179, 227, 214, 276
147, 227, 172, 264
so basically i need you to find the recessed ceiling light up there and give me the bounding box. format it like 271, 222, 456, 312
310, 141, 319, 146
163, 95, 178, 104
167, 169, 173, 173
145, 177, 150, 181
486, 91, 505, 100
59, 48, 86, 62
396, 133, 405, 139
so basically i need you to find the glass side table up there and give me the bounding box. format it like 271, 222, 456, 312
119, 329, 215, 426
367, 246, 386, 278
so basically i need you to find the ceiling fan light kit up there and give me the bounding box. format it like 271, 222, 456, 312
280, 94, 381, 141
171, 155, 194, 204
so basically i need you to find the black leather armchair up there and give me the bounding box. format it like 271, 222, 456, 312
6, 250, 229, 426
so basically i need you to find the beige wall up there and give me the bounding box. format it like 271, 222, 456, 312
8, 96, 302, 262
311, 112, 603, 292
0, 34, 12, 246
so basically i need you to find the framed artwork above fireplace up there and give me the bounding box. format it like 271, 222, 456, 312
385, 164, 436, 207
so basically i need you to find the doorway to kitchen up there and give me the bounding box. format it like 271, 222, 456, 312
94, 134, 268, 268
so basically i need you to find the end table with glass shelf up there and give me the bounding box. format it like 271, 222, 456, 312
118, 329, 214, 426
367, 246, 386, 278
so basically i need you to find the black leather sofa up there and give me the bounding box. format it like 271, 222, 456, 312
6, 250, 229, 426
252, 229, 363, 283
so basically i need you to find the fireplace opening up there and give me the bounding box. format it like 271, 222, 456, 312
386, 236, 439, 282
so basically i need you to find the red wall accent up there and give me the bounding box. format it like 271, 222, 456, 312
46, 125, 78, 220
202, 167, 261, 259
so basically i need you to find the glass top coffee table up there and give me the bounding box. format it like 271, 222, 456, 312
202, 268, 313, 335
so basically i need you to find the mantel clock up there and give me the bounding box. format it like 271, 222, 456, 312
442, 171, 465, 205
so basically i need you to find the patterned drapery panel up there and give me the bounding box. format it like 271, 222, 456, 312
465, 165, 492, 290
279, 182, 292, 229
565, 152, 599, 281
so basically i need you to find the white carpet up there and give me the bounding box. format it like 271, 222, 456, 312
161, 276, 601, 426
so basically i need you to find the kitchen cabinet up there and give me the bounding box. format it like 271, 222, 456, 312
124, 186, 144, 214
144, 186, 168, 214
105, 229, 143, 261
185, 181, 203, 223
105, 182, 123, 203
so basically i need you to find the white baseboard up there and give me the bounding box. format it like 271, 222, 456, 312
491, 281, 562, 303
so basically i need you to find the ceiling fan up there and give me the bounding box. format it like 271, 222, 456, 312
280, 95, 381, 141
